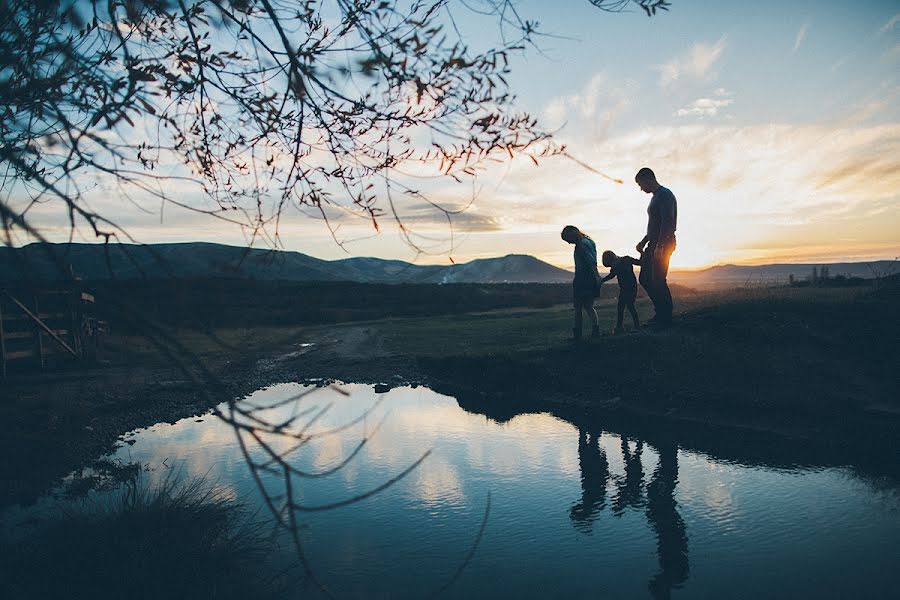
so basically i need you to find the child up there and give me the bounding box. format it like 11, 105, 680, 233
601, 250, 641, 334
561, 225, 601, 340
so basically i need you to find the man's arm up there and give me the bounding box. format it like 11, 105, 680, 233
636, 235, 649, 254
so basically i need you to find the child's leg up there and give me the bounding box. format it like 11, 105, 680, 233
616, 296, 626, 329
627, 300, 640, 328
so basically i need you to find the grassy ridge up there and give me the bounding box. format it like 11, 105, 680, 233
85, 280, 595, 331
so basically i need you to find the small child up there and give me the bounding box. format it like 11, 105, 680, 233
601, 250, 641, 334
561, 225, 601, 340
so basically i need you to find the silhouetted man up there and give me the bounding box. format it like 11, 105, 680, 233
635, 167, 677, 329
646, 440, 689, 600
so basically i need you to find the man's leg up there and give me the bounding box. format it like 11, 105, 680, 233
640, 245, 661, 321
652, 242, 675, 324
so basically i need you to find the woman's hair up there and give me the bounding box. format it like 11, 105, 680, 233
601, 250, 617, 267
561, 225, 588, 242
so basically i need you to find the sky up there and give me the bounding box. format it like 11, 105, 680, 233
16, 0, 900, 269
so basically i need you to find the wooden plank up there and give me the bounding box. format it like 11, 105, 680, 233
4, 349, 35, 360
1, 312, 67, 321
39, 312, 67, 320
39, 329, 69, 336
3, 331, 34, 340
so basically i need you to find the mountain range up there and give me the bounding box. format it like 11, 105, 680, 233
0, 242, 573, 284
0, 242, 895, 287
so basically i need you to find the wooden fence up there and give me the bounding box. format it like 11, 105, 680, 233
0, 287, 103, 377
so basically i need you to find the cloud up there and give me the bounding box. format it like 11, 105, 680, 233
880, 13, 900, 34
542, 73, 635, 139
480, 119, 900, 267
398, 202, 503, 232
792, 23, 809, 53
656, 36, 728, 89
675, 97, 734, 118
544, 73, 608, 123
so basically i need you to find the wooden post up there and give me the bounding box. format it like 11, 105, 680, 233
3, 291, 78, 357
34, 295, 44, 370
0, 296, 6, 379
69, 287, 81, 358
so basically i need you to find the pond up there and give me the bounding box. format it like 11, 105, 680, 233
8, 383, 900, 599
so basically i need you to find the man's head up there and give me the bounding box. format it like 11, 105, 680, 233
601, 250, 617, 267
561, 225, 581, 244
635, 167, 658, 194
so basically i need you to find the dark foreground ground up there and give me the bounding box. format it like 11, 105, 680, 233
1, 279, 898, 508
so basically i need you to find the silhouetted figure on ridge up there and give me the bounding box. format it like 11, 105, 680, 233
635, 168, 677, 329
570, 428, 610, 532
646, 441, 689, 600
601, 250, 641, 334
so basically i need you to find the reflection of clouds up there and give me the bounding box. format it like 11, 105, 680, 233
412, 455, 465, 508
665, 452, 740, 533
119, 384, 574, 513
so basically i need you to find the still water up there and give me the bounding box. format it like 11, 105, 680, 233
24, 384, 900, 598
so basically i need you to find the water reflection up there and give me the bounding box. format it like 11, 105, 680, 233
570, 431, 689, 599
645, 441, 689, 600
5, 383, 899, 599
612, 437, 645, 516
569, 429, 609, 532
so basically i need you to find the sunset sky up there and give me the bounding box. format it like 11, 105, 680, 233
20, 0, 900, 269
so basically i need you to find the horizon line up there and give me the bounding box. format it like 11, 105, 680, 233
4, 240, 898, 272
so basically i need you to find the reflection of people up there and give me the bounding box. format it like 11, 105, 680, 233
561, 225, 601, 340
634, 168, 677, 329
646, 441, 689, 600
601, 251, 641, 334
570, 428, 609, 532
612, 436, 644, 515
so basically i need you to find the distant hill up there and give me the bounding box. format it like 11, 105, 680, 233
671, 261, 899, 288
0, 242, 573, 284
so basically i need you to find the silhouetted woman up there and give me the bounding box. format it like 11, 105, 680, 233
561, 225, 601, 340
570, 428, 610, 532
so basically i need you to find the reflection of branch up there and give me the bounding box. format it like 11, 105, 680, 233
428, 491, 492, 599
218, 384, 442, 596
